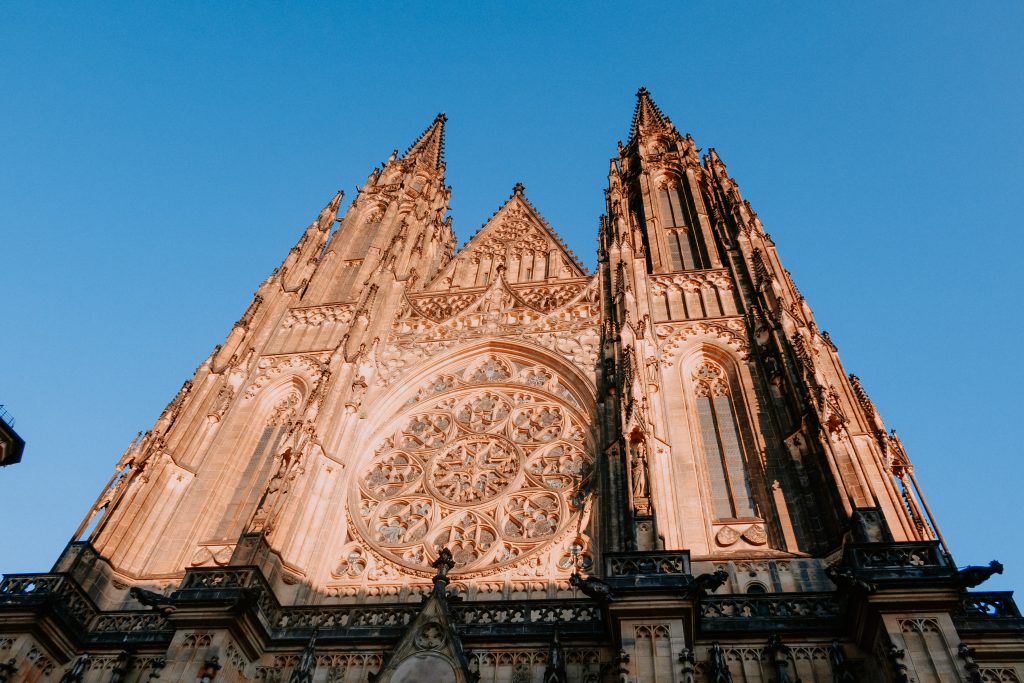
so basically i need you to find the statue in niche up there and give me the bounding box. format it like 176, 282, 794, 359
251, 447, 298, 533
630, 439, 650, 500
208, 384, 234, 422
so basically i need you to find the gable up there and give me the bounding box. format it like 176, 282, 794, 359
426, 186, 587, 290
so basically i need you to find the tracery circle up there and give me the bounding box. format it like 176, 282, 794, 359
425, 435, 521, 505
350, 379, 593, 576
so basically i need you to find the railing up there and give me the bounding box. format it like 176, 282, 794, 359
842, 541, 953, 581
604, 551, 691, 577
0, 573, 98, 633
0, 405, 15, 428
452, 600, 603, 636
954, 592, 1024, 632
700, 592, 843, 633
175, 567, 603, 639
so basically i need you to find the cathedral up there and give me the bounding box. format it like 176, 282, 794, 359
1, 88, 1020, 683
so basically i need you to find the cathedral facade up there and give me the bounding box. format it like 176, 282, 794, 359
1, 89, 1021, 683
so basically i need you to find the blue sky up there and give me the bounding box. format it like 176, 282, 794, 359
1, 3, 1022, 589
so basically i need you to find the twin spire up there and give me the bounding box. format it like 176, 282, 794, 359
398, 87, 670, 171
628, 86, 674, 142
401, 112, 447, 170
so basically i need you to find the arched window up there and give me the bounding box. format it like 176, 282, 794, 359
212, 387, 300, 537
658, 179, 705, 270
693, 361, 755, 519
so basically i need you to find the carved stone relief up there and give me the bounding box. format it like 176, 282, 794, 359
346, 368, 593, 579
244, 354, 328, 399
282, 304, 355, 329
657, 320, 749, 363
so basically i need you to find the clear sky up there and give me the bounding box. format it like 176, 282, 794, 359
1, 3, 1022, 590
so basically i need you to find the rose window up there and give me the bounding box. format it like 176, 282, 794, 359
350, 387, 591, 575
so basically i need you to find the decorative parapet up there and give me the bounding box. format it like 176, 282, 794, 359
600, 551, 694, 592
0, 573, 173, 645
842, 541, 954, 582
604, 551, 691, 577
954, 592, 1024, 633
700, 592, 843, 634
1, 567, 605, 648
452, 600, 602, 637
0, 573, 97, 631
178, 567, 604, 639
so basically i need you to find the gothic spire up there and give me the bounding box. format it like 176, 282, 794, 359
628, 86, 673, 141
401, 112, 447, 169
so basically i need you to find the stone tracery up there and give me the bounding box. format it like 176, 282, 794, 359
349, 357, 593, 576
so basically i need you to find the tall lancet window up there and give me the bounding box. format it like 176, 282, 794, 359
693, 361, 755, 519
213, 388, 299, 537
658, 179, 704, 270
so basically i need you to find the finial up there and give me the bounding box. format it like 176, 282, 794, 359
628, 86, 672, 142
401, 114, 447, 170
431, 547, 455, 592
513, 182, 525, 196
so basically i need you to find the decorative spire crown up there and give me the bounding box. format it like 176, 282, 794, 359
628, 86, 673, 141
401, 112, 447, 170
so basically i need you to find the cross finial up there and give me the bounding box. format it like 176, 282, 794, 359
513, 182, 525, 196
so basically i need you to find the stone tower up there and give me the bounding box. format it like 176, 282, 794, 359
1, 90, 1020, 683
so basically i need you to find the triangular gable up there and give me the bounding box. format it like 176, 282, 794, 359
369, 549, 474, 683
426, 184, 587, 291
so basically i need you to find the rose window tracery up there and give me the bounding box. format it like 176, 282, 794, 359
350, 384, 592, 575
427, 435, 521, 504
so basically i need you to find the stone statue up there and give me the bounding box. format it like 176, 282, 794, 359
109, 652, 130, 683
630, 441, 650, 499
829, 641, 855, 683
678, 648, 696, 683
764, 634, 796, 683
288, 629, 318, 683
58, 655, 88, 683
543, 629, 567, 683
708, 642, 733, 683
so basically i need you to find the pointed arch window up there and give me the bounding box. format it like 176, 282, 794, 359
658, 179, 706, 270
693, 361, 755, 519
213, 388, 299, 537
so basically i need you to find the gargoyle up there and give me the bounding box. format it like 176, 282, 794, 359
825, 565, 876, 594
955, 560, 1003, 589
686, 569, 729, 597
129, 586, 177, 615
569, 572, 614, 602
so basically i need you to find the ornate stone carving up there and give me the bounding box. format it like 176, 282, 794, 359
349, 385, 592, 577
282, 304, 355, 329
657, 320, 749, 363
244, 354, 328, 399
